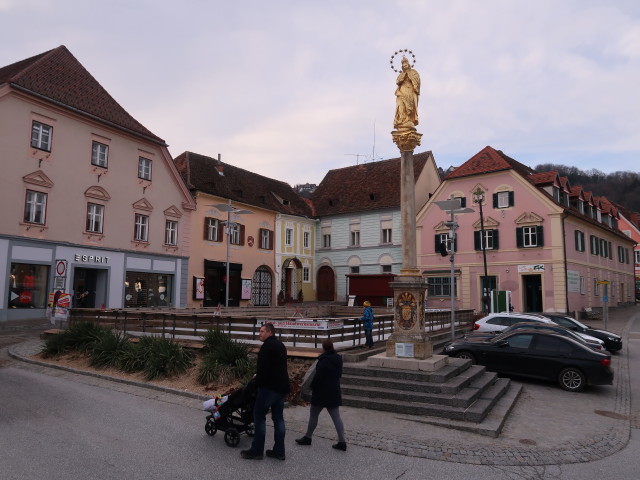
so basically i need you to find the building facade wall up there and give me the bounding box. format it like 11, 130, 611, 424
275, 214, 316, 303
185, 192, 276, 308
0, 86, 194, 321
417, 170, 635, 314
315, 209, 402, 304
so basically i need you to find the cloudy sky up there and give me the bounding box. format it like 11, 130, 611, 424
2, 0, 639, 186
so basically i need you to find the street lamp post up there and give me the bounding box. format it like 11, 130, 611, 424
435, 198, 474, 342
213, 201, 253, 307
473, 188, 490, 313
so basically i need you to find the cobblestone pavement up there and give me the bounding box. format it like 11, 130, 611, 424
4, 306, 638, 467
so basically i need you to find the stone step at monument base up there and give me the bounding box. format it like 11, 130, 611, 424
339, 358, 521, 436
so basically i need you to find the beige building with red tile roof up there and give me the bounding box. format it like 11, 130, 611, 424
0, 46, 196, 321
174, 151, 313, 307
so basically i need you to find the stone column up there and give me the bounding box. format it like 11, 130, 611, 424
384, 129, 431, 359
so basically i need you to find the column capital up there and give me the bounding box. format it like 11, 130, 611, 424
391, 129, 422, 152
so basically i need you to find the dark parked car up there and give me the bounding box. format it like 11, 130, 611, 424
442, 329, 614, 392
465, 322, 605, 350
540, 313, 622, 352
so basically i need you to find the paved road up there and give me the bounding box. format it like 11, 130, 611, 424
1, 307, 638, 479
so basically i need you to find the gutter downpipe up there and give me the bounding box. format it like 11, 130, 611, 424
561, 211, 570, 313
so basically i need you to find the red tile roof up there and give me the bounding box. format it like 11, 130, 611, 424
174, 151, 312, 216
0, 46, 164, 144
529, 170, 558, 186
310, 151, 431, 217
443, 146, 533, 180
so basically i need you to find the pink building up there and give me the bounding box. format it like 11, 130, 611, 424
612, 204, 640, 301
417, 146, 635, 314
0, 46, 195, 321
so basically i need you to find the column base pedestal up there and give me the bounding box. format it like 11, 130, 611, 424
385, 332, 432, 359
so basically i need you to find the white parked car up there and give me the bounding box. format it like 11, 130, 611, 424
473, 312, 606, 349
473, 312, 556, 333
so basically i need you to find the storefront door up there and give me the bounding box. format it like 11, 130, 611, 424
72, 268, 107, 308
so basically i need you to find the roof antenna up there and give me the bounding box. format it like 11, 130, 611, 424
345, 153, 366, 165
371, 120, 382, 162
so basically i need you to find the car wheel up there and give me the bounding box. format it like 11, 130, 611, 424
455, 351, 476, 364
558, 367, 586, 392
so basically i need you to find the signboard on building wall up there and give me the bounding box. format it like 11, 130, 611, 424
518, 264, 545, 273
567, 270, 581, 293
241, 279, 252, 300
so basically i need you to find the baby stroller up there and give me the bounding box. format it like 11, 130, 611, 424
204, 379, 256, 447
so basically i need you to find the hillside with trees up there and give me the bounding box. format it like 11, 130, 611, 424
533, 164, 640, 216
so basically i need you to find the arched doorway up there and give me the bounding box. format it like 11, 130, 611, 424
316, 265, 335, 301
281, 258, 303, 303
252, 266, 272, 306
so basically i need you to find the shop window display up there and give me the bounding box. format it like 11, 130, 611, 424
124, 272, 172, 308
8, 263, 49, 308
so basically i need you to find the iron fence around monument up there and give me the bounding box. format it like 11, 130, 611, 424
66, 307, 474, 350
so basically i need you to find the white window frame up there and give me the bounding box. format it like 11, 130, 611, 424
522, 226, 538, 247
206, 218, 220, 241
322, 234, 331, 248
285, 228, 293, 246
350, 266, 360, 274
165, 220, 178, 245
229, 223, 240, 245
381, 227, 392, 244
31, 121, 52, 151
134, 214, 149, 242
303, 266, 310, 283
381, 264, 392, 273
86, 203, 104, 233
350, 229, 360, 247
480, 230, 495, 250
497, 191, 510, 208
91, 141, 109, 168
260, 229, 271, 249
303, 231, 310, 249
24, 190, 47, 224
635, 250, 640, 264
138, 157, 152, 181
438, 232, 453, 252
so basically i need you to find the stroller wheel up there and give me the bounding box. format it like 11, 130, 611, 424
224, 428, 240, 447
205, 419, 217, 436
246, 423, 255, 437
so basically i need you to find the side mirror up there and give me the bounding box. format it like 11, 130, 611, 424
496, 340, 509, 347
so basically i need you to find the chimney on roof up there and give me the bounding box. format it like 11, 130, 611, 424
215, 153, 224, 176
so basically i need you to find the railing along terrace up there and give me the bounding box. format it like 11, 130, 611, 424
67, 307, 474, 349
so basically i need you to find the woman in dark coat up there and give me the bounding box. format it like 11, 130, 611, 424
295, 339, 347, 451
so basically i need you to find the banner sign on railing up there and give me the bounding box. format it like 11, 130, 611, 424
257, 318, 346, 330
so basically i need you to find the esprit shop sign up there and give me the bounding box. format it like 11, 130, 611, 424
74, 254, 110, 264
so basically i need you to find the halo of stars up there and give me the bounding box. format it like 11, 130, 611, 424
390, 49, 416, 72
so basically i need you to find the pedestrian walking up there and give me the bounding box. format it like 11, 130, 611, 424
295, 339, 347, 451
361, 300, 374, 348
241, 322, 290, 461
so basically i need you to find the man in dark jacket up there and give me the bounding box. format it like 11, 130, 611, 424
241, 322, 290, 460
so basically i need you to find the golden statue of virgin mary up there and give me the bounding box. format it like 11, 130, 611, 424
393, 56, 420, 131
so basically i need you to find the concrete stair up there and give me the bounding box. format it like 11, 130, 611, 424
339, 357, 521, 436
